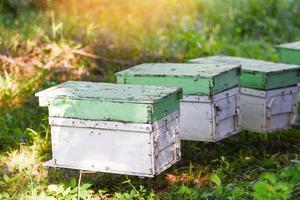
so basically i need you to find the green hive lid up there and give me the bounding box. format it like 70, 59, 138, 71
116, 63, 240, 95
276, 42, 300, 65
36, 81, 181, 103
189, 56, 300, 90
36, 81, 182, 123
276, 41, 300, 50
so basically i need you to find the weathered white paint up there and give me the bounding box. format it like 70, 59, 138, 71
44, 111, 180, 177
240, 86, 299, 133
180, 87, 240, 142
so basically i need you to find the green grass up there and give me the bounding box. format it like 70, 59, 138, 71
1, 0, 300, 199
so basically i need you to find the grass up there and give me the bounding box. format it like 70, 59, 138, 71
1, 0, 300, 199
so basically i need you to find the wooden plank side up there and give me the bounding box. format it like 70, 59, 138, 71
48, 98, 180, 124
242, 69, 300, 90
278, 48, 300, 65
49, 110, 180, 132
266, 70, 300, 89
48, 98, 154, 123
179, 101, 214, 141
213, 69, 240, 94
51, 126, 154, 176
240, 70, 267, 89
152, 91, 182, 122
240, 86, 298, 133
116, 75, 212, 95
240, 93, 267, 133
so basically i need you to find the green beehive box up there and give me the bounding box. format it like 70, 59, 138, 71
35, 81, 182, 123
276, 42, 300, 65
116, 63, 240, 96
189, 56, 300, 90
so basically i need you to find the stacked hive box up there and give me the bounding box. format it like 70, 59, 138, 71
277, 42, 300, 124
277, 42, 300, 65
116, 63, 241, 142
189, 56, 300, 133
36, 81, 182, 177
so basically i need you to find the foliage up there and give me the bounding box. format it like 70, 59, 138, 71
253, 164, 300, 200
112, 180, 156, 200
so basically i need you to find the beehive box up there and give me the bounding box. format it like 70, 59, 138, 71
36, 81, 182, 177
277, 41, 300, 65
189, 55, 300, 90
116, 63, 241, 142
240, 86, 298, 133
189, 56, 300, 132
277, 42, 300, 124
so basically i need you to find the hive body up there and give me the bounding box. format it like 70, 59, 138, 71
240, 86, 298, 133
36, 81, 182, 177
116, 63, 241, 141
277, 41, 300, 123
189, 56, 300, 133
180, 87, 240, 141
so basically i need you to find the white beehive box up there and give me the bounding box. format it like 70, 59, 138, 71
189, 55, 300, 133
116, 63, 241, 142
180, 87, 240, 142
240, 86, 298, 133
36, 81, 182, 177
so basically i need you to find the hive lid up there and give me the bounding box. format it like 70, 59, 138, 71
35, 81, 181, 104
276, 41, 300, 65
116, 63, 240, 95
116, 63, 239, 78
276, 41, 300, 50
188, 55, 300, 90
189, 55, 300, 73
